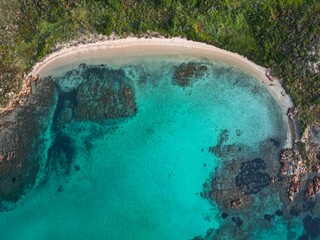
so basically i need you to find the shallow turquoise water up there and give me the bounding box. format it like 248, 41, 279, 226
0, 57, 295, 239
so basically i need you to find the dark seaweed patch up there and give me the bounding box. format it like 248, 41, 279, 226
298, 235, 309, 240
231, 216, 243, 227
172, 62, 208, 87
74, 66, 137, 121
190, 228, 214, 240
57, 185, 63, 192
235, 158, 270, 194
74, 165, 81, 171
303, 215, 320, 239
275, 210, 283, 216
290, 208, 301, 216
263, 214, 274, 223
82, 66, 126, 83
270, 138, 280, 147
11, 177, 16, 184
222, 212, 228, 219
47, 133, 75, 175
52, 89, 78, 130
42, 87, 78, 178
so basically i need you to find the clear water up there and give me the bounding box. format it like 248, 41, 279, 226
0, 57, 295, 239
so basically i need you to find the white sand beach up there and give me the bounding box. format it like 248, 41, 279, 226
4, 37, 295, 146
31, 37, 293, 109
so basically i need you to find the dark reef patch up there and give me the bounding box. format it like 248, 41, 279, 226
74, 164, 81, 171
303, 215, 320, 239
172, 62, 208, 87
235, 158, 270, 194
74, 65, 137, 121
270, 138, 280, 147
231, 216, 243, 227
208, 129, 230, 157
46, 133, 75, 176
275, 209, 283, 216
190, 228, 214, 240
208, 129, 245, 161
44, 88, 77, 177
202, 124, 289, 239
222, 212, 228, 219
57, 185, 63, 193
263, 214, 274, 223
298, 234, 309, 240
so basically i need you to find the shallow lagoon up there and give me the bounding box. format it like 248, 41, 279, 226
0, 57, 299, 239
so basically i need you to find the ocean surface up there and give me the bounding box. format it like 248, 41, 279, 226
0, 57, 308, 239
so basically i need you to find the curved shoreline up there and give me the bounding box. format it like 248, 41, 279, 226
3, 37, 294, 146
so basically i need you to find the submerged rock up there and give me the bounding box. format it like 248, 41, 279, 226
303, 215, 320, 239
275, 209, 284, 216
208, 129, 246, 161
172, 62, 207, 87
263, 214, 274, 223
290, 208, 301, 216
231, 216, 243, 227
74, 164, 81, 171
222, 212, 229, 219
230, 198, 242, 208
191, 228, 214, 240
298, 234, 309, 240
235, 158, 270, 194
305, 176, 320, 197
74, 66, 137, 121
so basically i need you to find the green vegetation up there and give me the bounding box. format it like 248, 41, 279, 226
0, 0, 319, 129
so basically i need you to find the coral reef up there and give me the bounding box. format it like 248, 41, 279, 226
172, 62, 208, 87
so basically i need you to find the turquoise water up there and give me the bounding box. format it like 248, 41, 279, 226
0, 57, 298, 239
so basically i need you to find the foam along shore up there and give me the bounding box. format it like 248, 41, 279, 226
10, 37, 295, 146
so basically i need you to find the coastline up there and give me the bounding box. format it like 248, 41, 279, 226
1, 36, 294, 147
1, 35, 312, 221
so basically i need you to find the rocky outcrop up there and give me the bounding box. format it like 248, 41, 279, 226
0, 76, 57, 204
230, 198, 242, 208
281, 123, 320, 202
280, 147, 307, 202
305, 176, 320, 197
288, 178, 302, 202
172, 62, 208, 87
280, 148, 304, 176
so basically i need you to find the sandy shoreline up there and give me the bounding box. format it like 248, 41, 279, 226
4, 37, 295, 146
